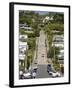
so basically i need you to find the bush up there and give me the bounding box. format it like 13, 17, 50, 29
27, 38, 36, 50
53, 63, 60, 71
34, 30, 40, 37
28, 33, 36, 38
48, 23, 64, 31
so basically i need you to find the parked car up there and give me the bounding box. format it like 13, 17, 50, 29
19, 71, 24, 79
49, 70, 61, 77
47, 64, 61, 77
30, 66, 38, 78
31, 72, 36, 78
32, 66, 38, 73
47, 64, 52, 73
23, 72, 31, 79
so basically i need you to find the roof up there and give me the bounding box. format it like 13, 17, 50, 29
19, 41, 27, 46
52, 43, 64, 47
19, 23, 28, 27
45, 16, 49, 20
53, 35, 64, 44
52, 30, 60, 33
53, 35, 64, 40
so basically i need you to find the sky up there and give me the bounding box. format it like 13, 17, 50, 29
35, 11, 49, 15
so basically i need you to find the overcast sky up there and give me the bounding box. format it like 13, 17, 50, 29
35, 11, 49, 15
35, 11, 64, 15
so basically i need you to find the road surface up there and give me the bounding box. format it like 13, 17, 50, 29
36, 65, 51, 78
37, 30, 47, 64
35, 30, 50, 78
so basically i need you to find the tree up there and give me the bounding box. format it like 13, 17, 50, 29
53, 13, 64, 24
47, 47, 60, 59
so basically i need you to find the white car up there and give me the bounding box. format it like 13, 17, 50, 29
23, 72, 31, 79
19, 71, 23, 75
49, 71, 61, 77
52, 72, 61, 77
32, 72, 36, 78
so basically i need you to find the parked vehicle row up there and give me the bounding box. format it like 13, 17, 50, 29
19, 67, 38, 79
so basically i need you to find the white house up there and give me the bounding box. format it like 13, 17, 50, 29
19, 35, 28, 42
52, 35, 64, 47
19, 42, 28, 48
19, 41, 28, 54
19, 35, 27, 39
19, 22, 32, 31
52, 42, 64, 47
19, 54, 25, 60
43, 16, 53, 23
20, 26, 32, 31
19, 54, 26, 67
19, 23, 28, 28
19, 46, 27, 55
53, 35, 64, 41
59, 49, 64, 53
51, 30, 60, 34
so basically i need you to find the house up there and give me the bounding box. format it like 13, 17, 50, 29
58, 52, 64, 60
19, 54, 26, 66
19, 23, 34, 34
20, 23, 32, 31
19, 42, 28, 48
52, 42, 64, 47
19, 35, 28, 42
53, 35, 64, 41
19, 47, 27, 55
20, 26, 32, 31
19, 41, 28, 54
19, 23, 28, 28
52, 35, 64, 48
19, 54, 25, 60
43, 16, 53, 23
51, 30, 61, 34
58, 54, 64, 64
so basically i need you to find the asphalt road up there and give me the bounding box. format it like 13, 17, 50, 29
36, 65, 51, 78
35, 30, 50, 78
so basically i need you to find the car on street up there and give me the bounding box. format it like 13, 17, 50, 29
32, 66, 38, 72
47, 64, 52, 73
19, 70, 24, 79
23, 72, 31, 79
49, 71, 61, 77
31, 72, 36, 78
30, 66, 38, 78
47, 64, 61, 77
